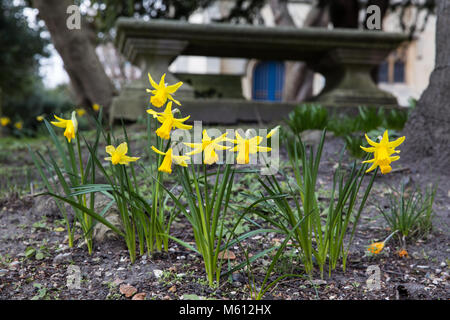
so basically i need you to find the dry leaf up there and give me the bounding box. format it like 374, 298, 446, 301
120, 284, 137, 298
168, 285, 177, 293
132, 292, 146, 300
218, 250, 236, 260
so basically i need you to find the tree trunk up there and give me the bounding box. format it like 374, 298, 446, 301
269, 0, 328, 102
33, 0, 115, 110
402, 1, 450, 171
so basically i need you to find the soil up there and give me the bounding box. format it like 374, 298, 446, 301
0, 125, 448, 300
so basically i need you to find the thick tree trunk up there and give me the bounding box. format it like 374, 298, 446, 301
269, 0, 328, 102
33, 0, 115, 110
402, 1, 450, 171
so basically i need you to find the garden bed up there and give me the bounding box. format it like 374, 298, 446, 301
0, 125, 448, 300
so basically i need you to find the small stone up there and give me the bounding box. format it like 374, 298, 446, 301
52, 253, 73, 265
232, 281, 242, 288
310, 279, 327, 286
176, 255, 186, 260
153, 269, 163, 279
0, 269, 8, 276
440, 262, 446, 267
163, 295, 171, 300
9, 261, 20, 269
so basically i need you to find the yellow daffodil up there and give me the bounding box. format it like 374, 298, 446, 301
184, 130, 229, 165
104, 142, 140, 165
360, 130, 405, 174
146, 73, 183, 108
367, 242, 384, 254
151, 146, 189, 174
92, 103, 100, 111
14, 121, 23, 130
367, 230, 397, 255
147, 101, 192, 140
0, 117, 11, 127
76, 108, 86, 117
230, 131, 271, 164
36, 115, 44, 122
51, 111, 78, 143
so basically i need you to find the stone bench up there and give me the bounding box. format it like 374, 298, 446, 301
110, 18, 408, 124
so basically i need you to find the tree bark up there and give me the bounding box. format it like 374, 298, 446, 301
269, 0, 328, 102
33, 0, 115, 110
402, 1, 450, 171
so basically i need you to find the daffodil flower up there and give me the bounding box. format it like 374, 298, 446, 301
36, 115, 44, 122
229, 131, 271, 164
51, 111, 78, 143
104, 142, 140, 165
367, 230, 397, 255
360, 130, 405, 174
147, 101, 192, 140
184, 130, 229, 165
151, 146, 189, 174
147, 73, 183, 108
76, 108, 86, 117
0, 117, 11, 127
92, 103, 100, 111
367, 242, 384, 254
14, 121, 23, 130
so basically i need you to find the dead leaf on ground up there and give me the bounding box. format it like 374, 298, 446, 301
120, 284, 137, 298
168, 285, 177, 293
218, 250, 236, 260
132, 292, 146, 300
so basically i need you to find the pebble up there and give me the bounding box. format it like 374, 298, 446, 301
177, 255, 186, 260
9, 261, 20, 269
53, 253, 73, 264
440, 262, 446, 267
153, 269, 163, 279
0, 269, 8, 276
310, 279, 327, 286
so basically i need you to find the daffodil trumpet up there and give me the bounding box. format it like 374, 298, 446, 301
184, 129, 229, 165
51, 111, 78, 143
229, 131, 272, 165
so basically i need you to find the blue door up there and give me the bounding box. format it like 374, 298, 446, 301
252, 61, 285, 101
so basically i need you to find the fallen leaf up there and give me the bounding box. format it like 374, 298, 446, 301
168, 285, 177, 293
168, 266, 177, 273
132, 292, 146, 300
120, 284, 137, 298
218, 250, 236, 260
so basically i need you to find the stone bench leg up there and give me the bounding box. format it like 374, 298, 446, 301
110, 39, 194, 124
309, 48, 398, 108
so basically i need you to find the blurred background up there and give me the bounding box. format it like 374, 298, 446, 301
0, 0, 436, 136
